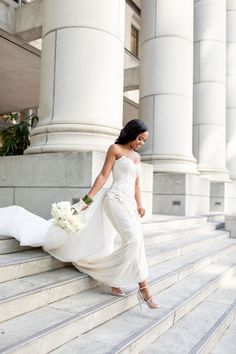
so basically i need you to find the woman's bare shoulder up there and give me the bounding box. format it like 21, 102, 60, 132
106, 144, 121, 159
107, 144, 120, 154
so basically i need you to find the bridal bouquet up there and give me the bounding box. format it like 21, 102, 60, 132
51, 200, 88, 233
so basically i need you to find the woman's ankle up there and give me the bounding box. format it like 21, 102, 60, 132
138, 279, 148, 289
111, 287, 122, 293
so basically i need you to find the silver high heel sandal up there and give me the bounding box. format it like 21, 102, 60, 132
137, 285, 162, 310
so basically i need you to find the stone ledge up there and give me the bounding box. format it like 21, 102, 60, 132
0, 152, 153, 217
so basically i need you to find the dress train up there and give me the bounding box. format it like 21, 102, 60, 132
0, 156, 148, 287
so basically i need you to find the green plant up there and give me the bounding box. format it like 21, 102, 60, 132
0, 112, 38, 156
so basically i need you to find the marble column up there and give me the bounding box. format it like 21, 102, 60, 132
193, 0, 229, 182
139, 0, 198, 174
25, 0, 125, 154
0, 0, 17, 33
226, 0, 236, 212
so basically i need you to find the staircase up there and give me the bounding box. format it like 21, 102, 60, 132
0, 215, 236, 354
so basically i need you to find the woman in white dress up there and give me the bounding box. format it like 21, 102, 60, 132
0, 119, 159, 309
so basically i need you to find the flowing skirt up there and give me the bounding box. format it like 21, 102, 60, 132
0, 188, 148, 287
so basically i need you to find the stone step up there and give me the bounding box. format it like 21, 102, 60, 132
0, 228, 229, 284
142, 278, 236, 354
0, 247, 236, 354
210, 313, 236, 354
146, 230, 228, 253
147, 230, 229, 266
46, 253, 236, 354
0, 236, 235, 323
0, 220, 217, 255
0, 224, 214, 256
206, 213, 225, 224
0, 267, 96, 323
144, 223, 218, 246
0, 250, 65, 283
0, 235, 32, 254
142, 216, 208, 233
148, 238, 236, 283
191, 302, 236, 354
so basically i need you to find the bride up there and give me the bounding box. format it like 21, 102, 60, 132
0, 119, 159, 309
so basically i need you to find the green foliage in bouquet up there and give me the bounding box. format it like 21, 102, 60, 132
0, 113, 38, 156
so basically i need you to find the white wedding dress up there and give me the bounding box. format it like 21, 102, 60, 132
0, 156, 148, 287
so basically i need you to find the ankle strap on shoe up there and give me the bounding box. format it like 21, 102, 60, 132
139, 285, 148, 290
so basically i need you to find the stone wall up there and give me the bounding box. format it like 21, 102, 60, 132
0, 151, 153, 219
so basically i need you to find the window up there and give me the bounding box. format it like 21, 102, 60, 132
131, 25, 139, 58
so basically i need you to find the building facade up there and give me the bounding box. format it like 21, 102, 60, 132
0, 0, 236, 218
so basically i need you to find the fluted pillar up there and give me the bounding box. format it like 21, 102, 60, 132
26, 0, 125, 154
226, 0, 236, 212
193, 0, 229, 181
139, 0, 198, 174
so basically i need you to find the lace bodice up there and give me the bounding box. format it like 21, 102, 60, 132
106, 155, 141, 201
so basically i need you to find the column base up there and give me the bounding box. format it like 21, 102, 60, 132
199, 167, 231, 182
153, 173, 210, 216
25, 124, 120, 154
141, 154, 199, 175
0, 152, 100, 218
210, 182, 227, 213
225, 215, 236, 238
226, 178, 236, 214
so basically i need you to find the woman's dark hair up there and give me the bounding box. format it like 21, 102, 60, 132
115, 119, 148, 145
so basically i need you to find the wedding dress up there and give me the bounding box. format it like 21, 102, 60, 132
0, 155, 148, 287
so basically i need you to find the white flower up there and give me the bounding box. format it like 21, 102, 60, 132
51, 201, 87, 234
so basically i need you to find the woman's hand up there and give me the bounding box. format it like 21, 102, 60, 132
72, 198, 90, 213
81, 204, 89, 211
137, 205, 145, 217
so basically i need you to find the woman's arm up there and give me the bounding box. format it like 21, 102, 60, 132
134, 156, 145, 217
135, 176, 142, 207
86, 145, 117, 198
135, 176, 145, 217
